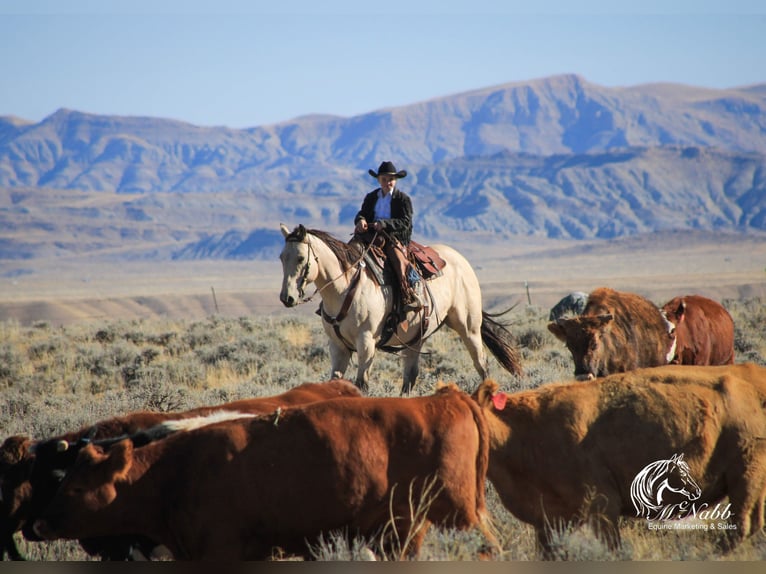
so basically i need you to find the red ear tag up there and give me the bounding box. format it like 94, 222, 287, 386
491, 392, 507, 411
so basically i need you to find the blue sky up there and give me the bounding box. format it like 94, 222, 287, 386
1, 0, 765, 128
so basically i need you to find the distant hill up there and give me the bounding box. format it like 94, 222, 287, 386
1, 74, 765, 263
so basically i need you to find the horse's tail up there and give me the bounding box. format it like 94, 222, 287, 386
481, 311, 523, 376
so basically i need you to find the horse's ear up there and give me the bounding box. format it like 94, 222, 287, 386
295, 224, 307, 241
280, 223, 291, 238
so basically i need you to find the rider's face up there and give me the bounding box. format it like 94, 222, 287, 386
378, 175, 396, 195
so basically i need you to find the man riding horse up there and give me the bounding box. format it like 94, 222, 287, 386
353, 161, 423, 312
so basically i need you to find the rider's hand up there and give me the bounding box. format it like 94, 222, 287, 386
355, 219, 368, 233
372, 221, 383, 232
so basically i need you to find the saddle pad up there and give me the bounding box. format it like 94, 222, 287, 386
409, 241, 446, 278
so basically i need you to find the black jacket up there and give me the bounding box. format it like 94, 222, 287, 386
354, 188, 413, 245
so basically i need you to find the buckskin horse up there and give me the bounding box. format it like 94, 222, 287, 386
279, 224, 522, 394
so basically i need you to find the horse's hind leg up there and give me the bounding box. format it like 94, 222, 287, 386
445, 310, 490, 381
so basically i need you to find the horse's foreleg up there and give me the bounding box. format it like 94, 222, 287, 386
329, 341, 352, 384
354, 332, 376, 393
400, 346, 422, 395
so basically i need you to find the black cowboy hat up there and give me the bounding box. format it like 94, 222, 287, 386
368, 161, 407, 179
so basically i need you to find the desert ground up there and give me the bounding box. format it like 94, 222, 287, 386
1, 231, 763, 326
1, 230, 765, 561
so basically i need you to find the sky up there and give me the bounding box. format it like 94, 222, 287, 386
1, 0, 765, 129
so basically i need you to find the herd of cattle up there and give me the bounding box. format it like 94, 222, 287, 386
1, 286, 763, 561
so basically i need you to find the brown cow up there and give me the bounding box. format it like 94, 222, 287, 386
548, 287, 672, 380
0, 379, 360, 561
661, 295, 735, 365
32, 384, 498, 560
473, 363, 766, 557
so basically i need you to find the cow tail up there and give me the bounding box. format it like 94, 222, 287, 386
459, 392, 501, 551
470, 395, 491, 515
481, 312, 523, 376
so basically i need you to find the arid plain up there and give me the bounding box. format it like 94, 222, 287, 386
1, 230, 763, 327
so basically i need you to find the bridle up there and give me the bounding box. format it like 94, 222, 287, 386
294, 236, 319, 301
288, 231, 373, 305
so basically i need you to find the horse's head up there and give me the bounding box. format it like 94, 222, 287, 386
665, 453, 701, 501
279, 224, 316, 307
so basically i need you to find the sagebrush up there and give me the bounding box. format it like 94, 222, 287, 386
2, 298, 764, 560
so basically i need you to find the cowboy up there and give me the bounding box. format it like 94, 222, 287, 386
354, 161, 423, 312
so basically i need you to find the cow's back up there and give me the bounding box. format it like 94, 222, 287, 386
549, 291, 588, 322
661, 295, 735, 365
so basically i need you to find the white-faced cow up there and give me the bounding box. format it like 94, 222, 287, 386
473, 363, 766, 557
32, 384, 498, 560
547, 287, 672, 380
661, 295, 735, 366
0, 379, 360, 561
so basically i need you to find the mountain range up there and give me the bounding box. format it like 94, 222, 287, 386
1, 74, 765, 263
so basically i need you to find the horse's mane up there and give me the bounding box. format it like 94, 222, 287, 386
286, 226, 361, 272
631, 459, 670, 516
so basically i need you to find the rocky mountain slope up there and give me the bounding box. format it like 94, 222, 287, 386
1, 74, 765, 263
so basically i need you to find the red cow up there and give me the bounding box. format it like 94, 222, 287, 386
32, 384, 498, 560
548, 287, 672, 380
473, 363, 766, 557
0, 379, 360, 560
661, 295, 735, 365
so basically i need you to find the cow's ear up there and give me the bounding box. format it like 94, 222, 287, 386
0, 435, 33, 465
675, 300, 686, 323
547, 322, 567, 342
473, 379, 499, 407
104, 440, 134, 482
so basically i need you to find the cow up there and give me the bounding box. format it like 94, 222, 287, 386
31, 384, 499, 561
547, 287, 672, 380
472, 363, 766, 557
661, 295, 735, 366
0, 379, 360, 561
548, 291, 588, 322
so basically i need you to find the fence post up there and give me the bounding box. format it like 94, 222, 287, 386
211, 287, 220, 314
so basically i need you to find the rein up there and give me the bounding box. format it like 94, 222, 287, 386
291, 231, 376, 306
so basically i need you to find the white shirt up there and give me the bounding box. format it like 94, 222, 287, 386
374, 190, 392, 221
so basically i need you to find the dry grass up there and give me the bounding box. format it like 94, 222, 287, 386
2, 294, 765, 561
